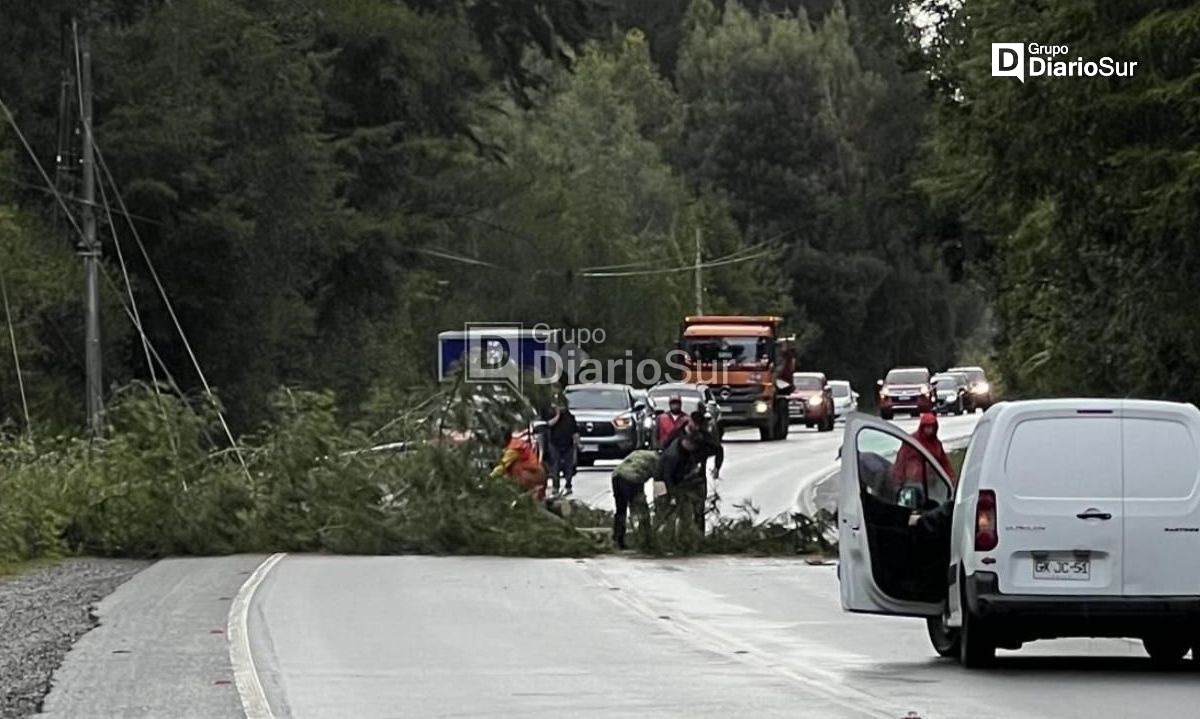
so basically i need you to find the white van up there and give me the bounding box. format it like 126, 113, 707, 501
838, 400, 1200, 668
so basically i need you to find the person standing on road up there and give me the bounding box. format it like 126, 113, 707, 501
610, 449, 658, 550
891, 412, 956, 494
543, 397, 580, 495
656, 394, 690, 449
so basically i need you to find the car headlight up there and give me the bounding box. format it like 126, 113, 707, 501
920, 384, 931, 395
754, 400, 769, 413
972, 382, 990, 394
613, 414, 631, 429
808, 395, 824, 407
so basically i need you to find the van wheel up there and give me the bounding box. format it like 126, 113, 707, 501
759, 424, 773, 441
959, 603, 996, 668
926, 612, 960, 659
1144, 635, 1190, 666
880, 410, 893, 421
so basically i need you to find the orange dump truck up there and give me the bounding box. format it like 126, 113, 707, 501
678, 315, 796, 441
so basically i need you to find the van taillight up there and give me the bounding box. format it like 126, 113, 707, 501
975, 490, 998, 551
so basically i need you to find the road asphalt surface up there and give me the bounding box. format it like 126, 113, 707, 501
574, 412, 981, 521
41, 411, 1200, 718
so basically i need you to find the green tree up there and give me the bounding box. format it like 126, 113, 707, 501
923, 0, 1200, 399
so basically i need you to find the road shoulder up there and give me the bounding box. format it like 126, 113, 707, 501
40, 555, 266, 719
0, 558, 149, 718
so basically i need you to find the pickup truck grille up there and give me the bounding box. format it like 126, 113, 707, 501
579, 421, 615, 437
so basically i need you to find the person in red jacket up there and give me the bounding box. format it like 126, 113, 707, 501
890, 412, 956, 495
655, 394, 690, 449
490, 429, 547, 501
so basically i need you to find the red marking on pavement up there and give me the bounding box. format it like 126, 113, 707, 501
213, 679, 232, 686
210, 629, 225, 634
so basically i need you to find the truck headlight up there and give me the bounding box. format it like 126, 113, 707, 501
972, 382, 990, 395
808, 395, 824, 407
613, 414, 631, 429
754, 400, 769, 414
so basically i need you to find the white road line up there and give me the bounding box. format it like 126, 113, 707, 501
229, 552, 286, 719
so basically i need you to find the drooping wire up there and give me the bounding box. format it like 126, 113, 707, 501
0, 269, 31, 434
91, 143, 251, 479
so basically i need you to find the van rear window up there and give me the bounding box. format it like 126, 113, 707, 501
1004, 418, 1122, 498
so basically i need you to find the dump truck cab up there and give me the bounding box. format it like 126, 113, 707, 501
678, 315, 795, 441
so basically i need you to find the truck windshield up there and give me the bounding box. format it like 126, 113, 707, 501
565, 388, 629, 410
683, 336, 771, 366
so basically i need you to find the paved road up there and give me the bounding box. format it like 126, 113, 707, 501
573, 412, 981, 522
249, 554, 1198, 719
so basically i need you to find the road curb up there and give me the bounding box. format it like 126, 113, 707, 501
229, 552, 286, 719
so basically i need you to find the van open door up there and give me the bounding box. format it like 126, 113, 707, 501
838, 413, 956, 617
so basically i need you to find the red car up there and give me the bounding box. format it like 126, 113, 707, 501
877, 367, 934, 420
787, 372, 836, 432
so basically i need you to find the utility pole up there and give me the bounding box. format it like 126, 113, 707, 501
77, 18, 103, 437
694, 226, 703, 314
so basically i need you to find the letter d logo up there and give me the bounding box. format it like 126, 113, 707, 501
992, 43, 1024, 82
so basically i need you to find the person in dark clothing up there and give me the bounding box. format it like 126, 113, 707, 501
543, 398, 580, 494
610, 449, 658, 550
659, 412, 724, 534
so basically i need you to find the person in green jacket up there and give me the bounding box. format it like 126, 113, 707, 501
611, 449, 659, 550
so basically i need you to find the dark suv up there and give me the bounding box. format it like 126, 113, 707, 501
947, 365, 993, 413
564, 383, 646, 466
877, 367, 933, 420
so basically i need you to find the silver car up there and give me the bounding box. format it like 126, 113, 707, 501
564, 383, 647, 466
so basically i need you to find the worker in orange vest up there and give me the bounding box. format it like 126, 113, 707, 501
490, 428, 547, 501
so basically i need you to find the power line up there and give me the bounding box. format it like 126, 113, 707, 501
92, 140, 251, 479
415, 247, 498, 268
0, 270, 31, 434
580, 248, 777, 278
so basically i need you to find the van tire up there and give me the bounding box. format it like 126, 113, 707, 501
880, 409, 894, 421
959, 602, 996, 668
926, 612, 960, 658
1143, 635, 1190, 666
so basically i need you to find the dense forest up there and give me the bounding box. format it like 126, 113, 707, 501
2, 0, 1193, 436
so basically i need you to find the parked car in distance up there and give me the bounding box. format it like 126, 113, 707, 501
828, 380, 859, 419
932, 372, 969, 415
647, 382, 723, 439
839, 400, 1200, 668
788, 372, 836, 431
947, 365, 993, 413
877, 367, 934, 420
563, 383, 646, 466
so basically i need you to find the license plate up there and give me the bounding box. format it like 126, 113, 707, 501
896, 395, 912, 401
718, 405, 732, 413
581, 443, 598, 452
1033, 558, 1090, 581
